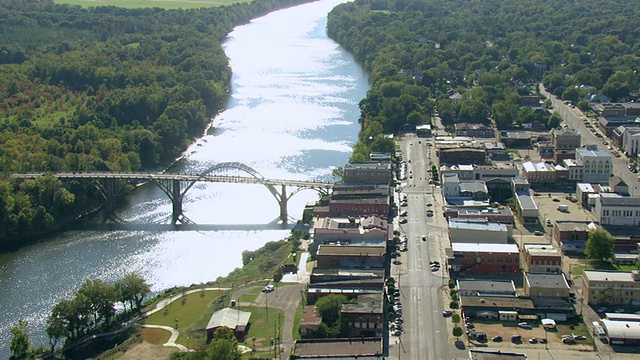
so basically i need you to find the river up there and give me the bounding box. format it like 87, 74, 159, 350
0, 0, 368, 354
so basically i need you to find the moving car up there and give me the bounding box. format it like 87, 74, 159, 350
262, 284, 275, 293
442, 310, 452, 317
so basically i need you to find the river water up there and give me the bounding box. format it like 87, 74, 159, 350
0, 0, 367, 354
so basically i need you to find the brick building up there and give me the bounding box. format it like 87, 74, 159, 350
582, 270, 640, 306
315, 245, 386, 269
450, 243, 519, 273
523, 244, 562, 274
340, 294, 384, 337
343, 162, 392, 185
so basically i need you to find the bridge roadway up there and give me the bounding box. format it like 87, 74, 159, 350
12, 172, 333, 189
12, 171, 333, 225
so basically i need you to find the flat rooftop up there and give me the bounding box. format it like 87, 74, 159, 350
449, 220, 508, 232
526, 273, 569, 289
452, 243, 519, 253
524, 244, 561, 257
292, 338, 383, 358
583, 270, 639, 283
457, 279, 517, 295
555, 221, 597, 232
460, 295, 535, 310
316, 245, 386, 257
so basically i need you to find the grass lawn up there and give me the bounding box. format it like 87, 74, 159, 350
572, 260, 639, 276
554, 320, 594, 346
140, 327, 172, 345
238, 306, 285, 348
238, 293, 258, 303
291, 302, 304, 340
55, 0, 250, 9
144, 289, 223, 349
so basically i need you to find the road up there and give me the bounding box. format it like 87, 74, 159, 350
389, 136, 465, 360
539, 85, 640, 196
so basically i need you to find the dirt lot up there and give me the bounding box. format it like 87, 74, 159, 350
117, 341, 178, 360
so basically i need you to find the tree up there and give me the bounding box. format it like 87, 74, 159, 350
204, 327, 241, 360
585, 228, 615, 261
315, 294, 348, 326
45, 314, 65, 352
452, 326, 463, 339
10, 320, 33, 360
76, 279, 117, 326
115, 273, 150, 312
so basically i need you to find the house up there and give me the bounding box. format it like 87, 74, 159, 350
340, 293, 384, 337
450, 243, 519, 273
582, 270, 640, 306
524, 273, 570, 298
206, 308, 251, 341
291, 338, 383, 359
523, 244, 562, 274
448, 219, 510, 244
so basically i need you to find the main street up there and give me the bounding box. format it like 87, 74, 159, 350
389, 136, 464, 360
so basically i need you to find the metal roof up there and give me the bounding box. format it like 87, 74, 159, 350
206, 308, 251, 331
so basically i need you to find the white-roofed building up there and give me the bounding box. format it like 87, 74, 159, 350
448, 219, 510, 244
515, 191, 539, 224
521, 161, 556, 185
206, 308, 251, 341
450, 243, 519, 273
582, 270, 640, 306
594, 193, 640, 226
576, 147, 612, 183
600, 319, 640, 345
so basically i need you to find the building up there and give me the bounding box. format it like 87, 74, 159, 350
444, 207, 514, 224
291, 338, 383, 359
314, 184, 391, 218
515, 191, 539, 224
315, 245, 386, 269
340, 293, 384, 337
594, 194, 640, 226
459, 295, 535, 318
500, 131, 531, 147
448, 219, 510, 244
311, 215, 391, 255
575, 147, 612, 183
554, 149, 576, 164
439, 147, 487, 165
595, 103, 627, 117
597, 116, 640, 138
206, 308, 251, 341
457, 279, 517, 297
521, 161, 556, 185
343, 162, 392, 185
299, 306, 322, 336
455, 122, 495, 138
621, 127, 640, 158
524, 273, 570, 298
511, 177, 530, 193
608, 176, 629, 195
553, 221, 599, 253
484, 142, 508, 160
450, 243, 519, 273
469, 349, 528, 360
524, 244, 562, 274
442, 172, 488, 200
563, 159, 583, 182
551, 128, 581, 150
582, 270, 640, 306
600, 320, 640, 346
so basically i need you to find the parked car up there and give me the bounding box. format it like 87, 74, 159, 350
262, 284, 275, 293
562, 337, 576, 344
518, 322, 532, 329
529, 338, 538, 344
492, 335, 503, 342
511, 334, 522, 342
442, 310, 453, 317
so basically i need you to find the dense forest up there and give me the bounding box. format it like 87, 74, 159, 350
326, 0, 640, 161
0, 0, 313, 251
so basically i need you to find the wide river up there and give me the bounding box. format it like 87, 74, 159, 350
0, 0, 368, 354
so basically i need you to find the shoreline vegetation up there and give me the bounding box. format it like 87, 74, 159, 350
0, 0, 317, 253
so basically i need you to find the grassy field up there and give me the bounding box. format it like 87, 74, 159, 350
571, 260, 639, 276
238, 306, 285, 348
238, 292, 258, 303
140, 327, 172, 345
55, 0, 250, 10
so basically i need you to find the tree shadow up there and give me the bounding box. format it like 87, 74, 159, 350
454, 340, 466, 350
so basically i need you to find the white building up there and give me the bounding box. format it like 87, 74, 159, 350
594, 193, 640, 226
575, 147, 612, 183
622, 127, 640, 158
448, 219, 510, 243
521, 161, 555, 184
515, 191, 539, 224
562, 159, 583, 181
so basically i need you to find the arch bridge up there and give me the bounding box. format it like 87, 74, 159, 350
13, 162, 334, 225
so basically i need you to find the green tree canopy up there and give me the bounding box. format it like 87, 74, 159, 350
585, 228, 615, 261
315, 294, 348, 327
10, 320, 33, 360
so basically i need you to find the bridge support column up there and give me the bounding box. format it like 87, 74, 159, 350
279, 184, 288, 224
102, 178, 119, 216
171, 179, 183, 225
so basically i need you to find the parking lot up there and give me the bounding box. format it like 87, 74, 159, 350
462, 319, 594, 351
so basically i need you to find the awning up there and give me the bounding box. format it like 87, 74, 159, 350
518, 314, 538, 320
541, 318, 556, 327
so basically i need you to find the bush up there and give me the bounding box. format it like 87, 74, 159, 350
451, 293, 459, 301
451, 313, 461, 324
449, 289, 458, 297
448, 279, 456, 289
450, 301, 459, 309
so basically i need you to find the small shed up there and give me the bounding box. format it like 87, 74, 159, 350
499, 311, 518, 321
541, 318, 556, 329
206, 307, 251, 342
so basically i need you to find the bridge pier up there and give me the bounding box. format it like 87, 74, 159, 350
279, 184, 288, 224
171, 179, 183, 225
